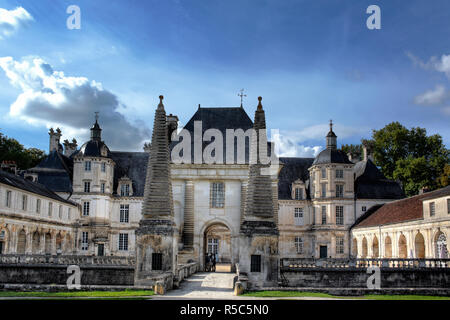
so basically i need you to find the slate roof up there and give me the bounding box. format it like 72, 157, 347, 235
110, 151, 149, 197
0, 169, 76, 206
420, 185, 450, 201
29, 151, 73, 193
354, 159, 404, 200
278, 157, 315, 200
312, 148, 353, 165
352, 186, 449, 229
73, 140, 111, 158
174, 107, 255, 164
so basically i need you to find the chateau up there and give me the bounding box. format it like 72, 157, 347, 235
0, 97, 448, 275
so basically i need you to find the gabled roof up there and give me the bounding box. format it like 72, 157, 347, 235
353, 186, 449, 229
110, 151, 149, 197
278, 157, 315, 200
354, 159, 404, 200
0, 169, 76, 206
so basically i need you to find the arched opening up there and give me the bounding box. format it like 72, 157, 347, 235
384, 236, 392, 258
398, 234, 407, 258
17, 230, 26, 254
435, 232, 448, 258
352, 238, 358, 257
56, 233, 63, 253
203, 223, 232, 272
65, 234, 72, 253
0, 228, 9, 254
415, 232, 425, 259
32, 231, 40, 253
372, 236, 379, 258
45, 233, 52, 254
362, 237, 368, 258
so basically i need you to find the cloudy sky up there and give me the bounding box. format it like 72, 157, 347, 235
0, 0, 449, 156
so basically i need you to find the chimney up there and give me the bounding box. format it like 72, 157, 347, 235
63, 138, 78, 157
49, 127, 62, 152
347, 152, 353, 162
143, 142, 151, 153
419, 187, 430, 195
166, 113, 179, 143
362, 142, 373, 162
1, 161, 17, 175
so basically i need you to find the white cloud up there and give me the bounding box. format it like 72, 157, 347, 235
413, 85, 448, 106
0, 56, 150, 151
272, 132, 322, 157
0, 7, 33, 40
407, 52, 450, 79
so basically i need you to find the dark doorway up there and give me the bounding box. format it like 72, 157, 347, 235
320, 246, 327, 258
97, 244, 104, 256
0, 241, 3, 254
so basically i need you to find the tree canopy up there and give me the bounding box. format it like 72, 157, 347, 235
0, 131, 46, 170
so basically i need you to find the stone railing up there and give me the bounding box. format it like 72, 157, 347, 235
174, 262, 199, 287
0, 254, 135, 266
281, 258, 450, 269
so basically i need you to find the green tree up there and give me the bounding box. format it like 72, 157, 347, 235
0, 132, 46, 170
340, 144, 362, 161
366, 122, 449, 196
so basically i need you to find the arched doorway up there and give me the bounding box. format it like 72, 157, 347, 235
56, 233, 62, 253
17, 230, 26, 254
384, 236, 392, 258
203, 223, 232, 270
32, 231, 40, 253
435, 232, 448, 258
65, 234, 72, 253
352, 238, 358, 257
415, 232, 425, 258
362, 237, 368, 258
398, 234, 407, 258
45, 233, 52, 254
372, 236, 379, 258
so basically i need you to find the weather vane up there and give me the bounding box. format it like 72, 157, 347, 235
95, 111, 99, 122
238, 89, 247, 107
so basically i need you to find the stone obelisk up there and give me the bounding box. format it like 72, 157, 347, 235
135, 95, 177, 289
239, 96, 279, 289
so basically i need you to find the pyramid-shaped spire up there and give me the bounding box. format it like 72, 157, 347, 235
141, 95, 174, 219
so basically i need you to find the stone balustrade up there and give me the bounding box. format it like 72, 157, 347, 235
281, 258, 450, 269
0, 254, 135, 266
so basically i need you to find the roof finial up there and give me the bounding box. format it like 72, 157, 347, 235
158, 95, 164, 109
329, 119, 333, 131
257, 96, 263, 110
238, 89, 247, 108
95, 111, 99, 123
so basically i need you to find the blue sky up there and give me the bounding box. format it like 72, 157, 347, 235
0, 0, 449, 156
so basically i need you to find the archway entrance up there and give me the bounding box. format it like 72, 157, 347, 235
203, 223, 232, 272
362, 237, 368, 258
384, 236, 392, 258
398, 234, 407, 258
415, 232, 425, 258
372, 236, 379, 258
435, 232, 448, 258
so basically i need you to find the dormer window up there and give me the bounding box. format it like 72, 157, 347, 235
118, 176, 133, 197
294, 188, 303, 200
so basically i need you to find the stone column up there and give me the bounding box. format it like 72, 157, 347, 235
135, 96, 177, 289
240, 181, 247, 225
239, 97, 279, 289
182, 180, 194, 249
25, 230, 32, 255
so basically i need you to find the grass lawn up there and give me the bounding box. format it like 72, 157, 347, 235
0, 290, 154, 298
243, 291, 450, 300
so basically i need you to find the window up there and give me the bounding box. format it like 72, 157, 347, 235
336, 169, 344, 179
84, 181, 91, 193
321, 206, 327, 224
250, 255, 261, 272
321, 168, 326, 179
294, 208, 304, 226
211, 182, 225, 208
362, 206, 367, 212
101, 162, 106, 172
207, 238, 219, 254
101, 183, 105, 193
119, 233, 128, 251
295, 188, 303, 200
336, 236, 344, 254
36, 199, 41, 214
81, 232, 89, 251
84, 161, 91, 171
120, 184, 130, 197
152, 253, 162, 270
295, 237, 303, 254
321, 183, 327, 198
83, 201, 90, 216
5, 191, 11, 208
336, 206, 344, 225
448, 199, 450, 214
120, 204, 129, 223
22, 195, 27, 211
58, 205, 62, 219
430, 202, 435, 216
48, 202, 53, 217
336, 184, 344, 198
